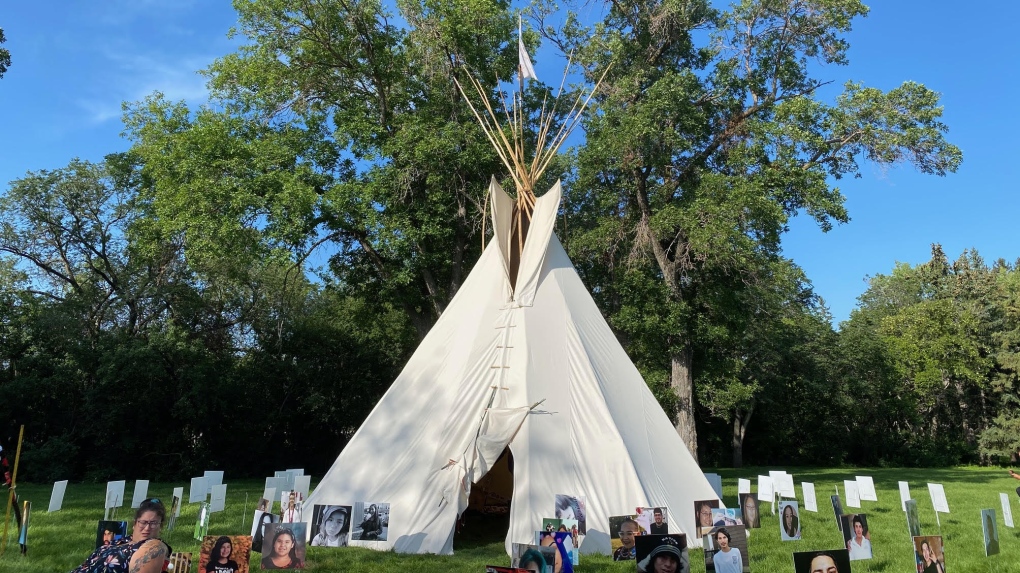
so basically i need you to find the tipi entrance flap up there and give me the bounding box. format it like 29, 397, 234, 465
514, 181, 561, 306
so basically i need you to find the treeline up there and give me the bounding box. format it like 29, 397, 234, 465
3, 0, 1011, 482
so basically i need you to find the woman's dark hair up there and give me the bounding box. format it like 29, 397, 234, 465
271, 527, 300, 563
782, 504, 799, 536
135, 498, 167, 524
211, 536, 232, 561
714, 528, 731, 543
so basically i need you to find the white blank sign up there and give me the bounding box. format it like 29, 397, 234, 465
1002, 493, 1014, 528
48, 480, 68, 512
768, 471, 795, 498
802, 482, 817, 512
105, 480, 126, 509
189, 476, 208, 503
131, 480, 150, 508
738, 478, 751, 495
927, 483, 950, 513
705, 473, 723, 499
203, 471, 224, 495
209, 484, 227, 513
293, 475, 311, 499
844, 480, 861, 508
757, 475, 774, 502
898, 481, 911, 511
855, 476, 877, 501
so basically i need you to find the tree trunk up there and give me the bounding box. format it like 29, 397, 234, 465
671, 344, 698, 462
731, 402, 755, 468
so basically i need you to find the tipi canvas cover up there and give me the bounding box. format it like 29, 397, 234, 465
305, 180, 720, 554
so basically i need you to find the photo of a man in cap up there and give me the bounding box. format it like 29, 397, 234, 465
635, 534, 689, 573
310, 505, 352, 547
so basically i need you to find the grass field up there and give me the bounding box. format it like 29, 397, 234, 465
1, 467, 1018, 572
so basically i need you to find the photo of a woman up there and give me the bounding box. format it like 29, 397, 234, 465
694, 500, 719, 537
310, 505, 351, 547
780, 502, 801, 541
260, 525, 305, 570
204, 536, 239, 573
914, 536, 946, 573
357, 504, 383, 540
739, 494, 759, 529
251, 511, 276, 553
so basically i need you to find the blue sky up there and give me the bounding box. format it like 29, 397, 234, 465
2, 2, 1017, 326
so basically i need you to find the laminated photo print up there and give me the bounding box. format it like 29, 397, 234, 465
792, 549, 851, 573
260, 523, 307, 570
981, 509, 999, 557
534, 530, 576, 572
913, 535, 946, 573
830, 495, 844, 530
779, 501, 801, 541
194, 502, 210, 541
703, 526, 750, 573
95, 521, 127, 549
198, 535, 252, 573
554, 495, 586, 535
251, 509, 279, 553
905, 499, 922, 538
609, 514, 640, 558
280, 491, 303, 524
635, 534, 688, 573
310, 505, 352, 547
694, 500, 721, 538
511, 543, 555, 573
710, 508, 743, 528
738, 494, 760, 529
635, 507, 669, 534
839, 514, 872, 561
485, 568, 531, 573
542, 518, 562, 534
351, 502, 390, 541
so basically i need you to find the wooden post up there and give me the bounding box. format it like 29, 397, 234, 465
0, 425, 25, 557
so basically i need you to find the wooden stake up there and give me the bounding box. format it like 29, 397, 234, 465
0, 425, 25, 557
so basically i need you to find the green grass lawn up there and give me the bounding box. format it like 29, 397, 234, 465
1, 467, 1017, 572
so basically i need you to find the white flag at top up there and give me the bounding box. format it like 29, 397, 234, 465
518, 18, 537, 81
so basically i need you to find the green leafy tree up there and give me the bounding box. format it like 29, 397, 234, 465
550, 0, 961, 458
0, 27, 10, 79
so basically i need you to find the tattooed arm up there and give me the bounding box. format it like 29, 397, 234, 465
128, 539, 168, 573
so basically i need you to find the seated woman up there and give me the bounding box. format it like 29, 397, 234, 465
71, 498, 171, 573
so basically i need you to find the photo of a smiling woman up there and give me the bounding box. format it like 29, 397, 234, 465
310, 505, 351, 547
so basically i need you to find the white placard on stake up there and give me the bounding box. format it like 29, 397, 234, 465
898, 481, 911, 511
1001, 493, 1014, 528
262, 487, 277, 509
189, 476, 208, 503
855, 475, 877, 501
203, 471, 224, 495
927, 483, 950, 513
105, 480, 126, 509
48, 480, 68, 512
275, 470, 294, 491
705, 473, 723, 499
293, 475, 312, 499
131, 480, 150, 508
209, 483, 227, 513
844, 480, 861, 508
778, 473, 796, 498
757, 475, 774, 502
738, 478, 751, 495
172, 487, 184, 517
802, 482, 817, 512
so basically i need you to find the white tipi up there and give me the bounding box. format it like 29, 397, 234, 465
304, 177, 720, 554
304, 40, 720, 555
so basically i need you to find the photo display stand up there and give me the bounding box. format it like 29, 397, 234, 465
1001, 493, 1014, 528
48, 480, 68, 513
927, 483, 949, 534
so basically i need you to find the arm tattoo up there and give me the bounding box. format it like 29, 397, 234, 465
129, 541, 168, 573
